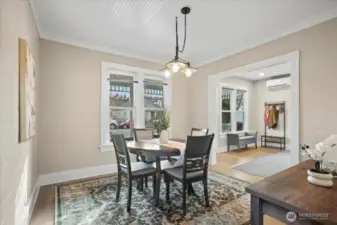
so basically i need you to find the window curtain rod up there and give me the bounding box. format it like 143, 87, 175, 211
143, 80, 168, 86
108, 79, 168, 86
107, 79, 139, 84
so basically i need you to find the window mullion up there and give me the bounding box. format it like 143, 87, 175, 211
231, 90, 236, 132
135, 72, 144, 128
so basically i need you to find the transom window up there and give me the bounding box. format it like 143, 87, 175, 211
100, 62, 171, 150
220, 85, 247, 133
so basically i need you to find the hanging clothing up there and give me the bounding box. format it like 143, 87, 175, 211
264, 106, 269, 125
268, 104, 279, 129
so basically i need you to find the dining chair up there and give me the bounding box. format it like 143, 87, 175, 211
133, 128, 156, 163
170, 127, 209, 162
190, 128, 209, 136
134, 128, 169, 187
111, 134, 157, 212
164, 134, 215, 215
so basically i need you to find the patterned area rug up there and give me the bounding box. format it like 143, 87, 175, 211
56, 172, 251, 225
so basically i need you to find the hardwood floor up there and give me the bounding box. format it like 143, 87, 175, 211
30, 147, 284, 225
210, 147, 284, 225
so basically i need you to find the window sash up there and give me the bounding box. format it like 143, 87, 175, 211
219, 86, 247, 133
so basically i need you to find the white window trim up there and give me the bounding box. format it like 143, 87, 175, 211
100, 62, 171, 152
219, 83, 248, 136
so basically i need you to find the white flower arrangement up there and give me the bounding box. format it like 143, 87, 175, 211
301, 135, 337, 173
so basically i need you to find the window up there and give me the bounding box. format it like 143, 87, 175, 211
220, 86, 247, 133
236, 90, 245, 131
100, 62, 171, 150
221, 88, 232, 132
109, 74, 134, 140
144, 79, 165, 133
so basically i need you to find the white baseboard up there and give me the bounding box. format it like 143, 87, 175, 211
19, 181, 40, 225
37, 163, 118, 186
27, 183, 40, 224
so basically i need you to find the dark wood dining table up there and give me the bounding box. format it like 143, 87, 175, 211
127, 140, 181, 206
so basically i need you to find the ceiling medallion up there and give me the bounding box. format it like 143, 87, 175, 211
162, 6, 197, 78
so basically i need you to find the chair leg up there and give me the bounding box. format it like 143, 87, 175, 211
255, 141, 258, 149
165, 174, 170, 201
182, 182, 187, 215
152, 174, 156, 197
227, 144, 230, 152
203, 177, 210, 207
187, 182, 195, 195
145, 176, 148, 188
127, 178, 132, 212
116, 173, 121, 201
140, 177, 144, 191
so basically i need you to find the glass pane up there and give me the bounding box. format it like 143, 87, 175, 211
236, 111, 244, 131
110, 109, 133, 140
222, 88, 231, 110
144, 79, 164, 108
109, 74, 133, 107
221, 112, 231, 132
145, 110, 163, 134
236, 90, 245, 111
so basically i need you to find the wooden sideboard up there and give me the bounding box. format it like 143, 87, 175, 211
246, 160, 337, 225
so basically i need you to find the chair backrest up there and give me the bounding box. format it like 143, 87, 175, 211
183, 134, 215, 177
191, 128, 209, 136
133, 128, 154, 141
111, 134, 131, 175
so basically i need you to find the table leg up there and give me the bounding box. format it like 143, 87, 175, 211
251, 195, 263, 225
187, 183, 195, 195
154, 156, 161, 206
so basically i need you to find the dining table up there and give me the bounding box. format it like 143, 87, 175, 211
127, 139, 185, 206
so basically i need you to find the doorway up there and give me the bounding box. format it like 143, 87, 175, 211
208, 51, 300, 169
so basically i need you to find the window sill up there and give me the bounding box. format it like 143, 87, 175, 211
98, 143, 114, 152
98, 140, 135, 152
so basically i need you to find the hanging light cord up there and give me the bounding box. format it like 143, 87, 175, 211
179, 13, 187, 53
175, 14, 187, 58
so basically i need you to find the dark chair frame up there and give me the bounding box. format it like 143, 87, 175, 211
111, 134, 157, 212
133, 128, 155, 162
164, 134, 215, 215
190, 128, 209, 136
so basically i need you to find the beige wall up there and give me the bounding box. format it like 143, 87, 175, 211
0, 1, 40, 225
38, 40, 188, 174
252, 80, 291, 150
189, 17, 337, 147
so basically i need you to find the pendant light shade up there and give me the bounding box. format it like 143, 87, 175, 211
181, 65, 197, 77
166, 59, 187, 72
161, 6, 197, 78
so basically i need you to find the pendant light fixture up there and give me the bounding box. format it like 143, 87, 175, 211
162, 6, 197, 78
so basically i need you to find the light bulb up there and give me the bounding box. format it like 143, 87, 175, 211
172, 63, 179, 72
165, 70, 171, 78
185, 69, 192, 77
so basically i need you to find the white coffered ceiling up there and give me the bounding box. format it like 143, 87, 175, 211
30, 0, 337, 66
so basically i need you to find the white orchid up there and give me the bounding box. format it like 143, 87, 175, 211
323, 134, 337, 147
301, 134, 337, 172
305, 147, 324, 161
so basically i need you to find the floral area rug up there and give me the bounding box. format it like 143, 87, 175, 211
56, 172, 251, 225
